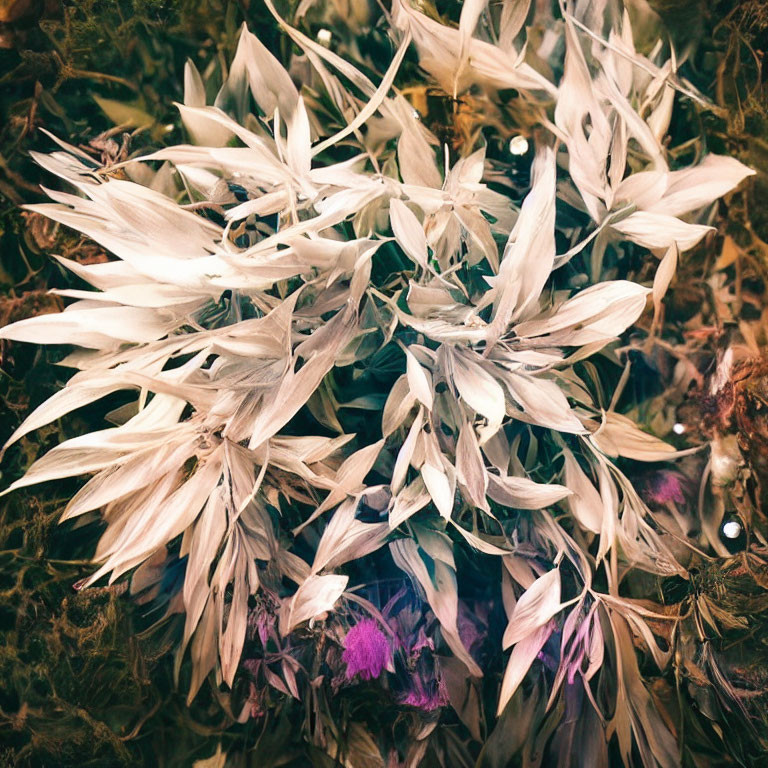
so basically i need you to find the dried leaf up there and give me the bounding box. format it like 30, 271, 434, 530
502, 568, 561, 648
563, 448, 602, 533
451, 349, 506, 426
497, 621, 553, 715
487, 473, 571, 510
281, 574, 348, 634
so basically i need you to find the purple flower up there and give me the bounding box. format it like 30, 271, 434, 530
645, 472, 686, 505
342, 618, 390, 681
401, 689, 447, 711
401, 676, 448, 711
247, 599, 276, 646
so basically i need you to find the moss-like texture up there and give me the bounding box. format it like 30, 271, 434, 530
0, 4, 270, 765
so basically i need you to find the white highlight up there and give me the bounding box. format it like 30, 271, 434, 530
509, 136, 529, 155
722, 520, 742, 539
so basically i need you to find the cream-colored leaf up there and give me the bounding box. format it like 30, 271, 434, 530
225, 23, 299, 119
392, 409, 424, 494
182, 61, 233, 146
336, 439, 385, 492
562, 448, 602, 533
499, 0, 532, 49
648, 154, 755, 218
651, 243, 678, 330
451, 350, 506, 426
397, 124, 442, 189
497, 621, 553, 715
392, 0, 556, 97
489, 145, 556, 344
4, 378, 125, 449
451, 521, 511, 554
183, 60, 206, 107
0, 305, 177, 348
596, 458, 617, 565
421, 461, 455, 520
282, 574, 348, 634
188, 597, 218, 703
613, 210, 713, 251
389, 477, 431, 528
503, 372, 585, 434
382, 375, 417, 437
311, 30, 412, 156
513, 280, 650, 346
220, 554, 249, 686
458, 0, 487, 76
591, 411, 679, 462
455, 422, 489, 511
313, 498, 390, 573
502, 568, 561, 648
487, 473, 571, 510
390, 198, 429, 270
405, 348, 433, 409
286, 95, 312, 177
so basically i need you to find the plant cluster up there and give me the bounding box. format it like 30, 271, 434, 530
1, 0, 766, 766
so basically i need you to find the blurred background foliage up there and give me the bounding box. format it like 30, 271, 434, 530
0, 4, 278, 766
0, 0, 766, 766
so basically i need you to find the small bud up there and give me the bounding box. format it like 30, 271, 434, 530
317, 29, 332, 47
722, 520, 742, 539
509, 135, 529, 155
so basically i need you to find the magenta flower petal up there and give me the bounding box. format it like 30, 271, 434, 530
401, 676, 448, 711
342, 618, 390, 681
646, 472, 686, 505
